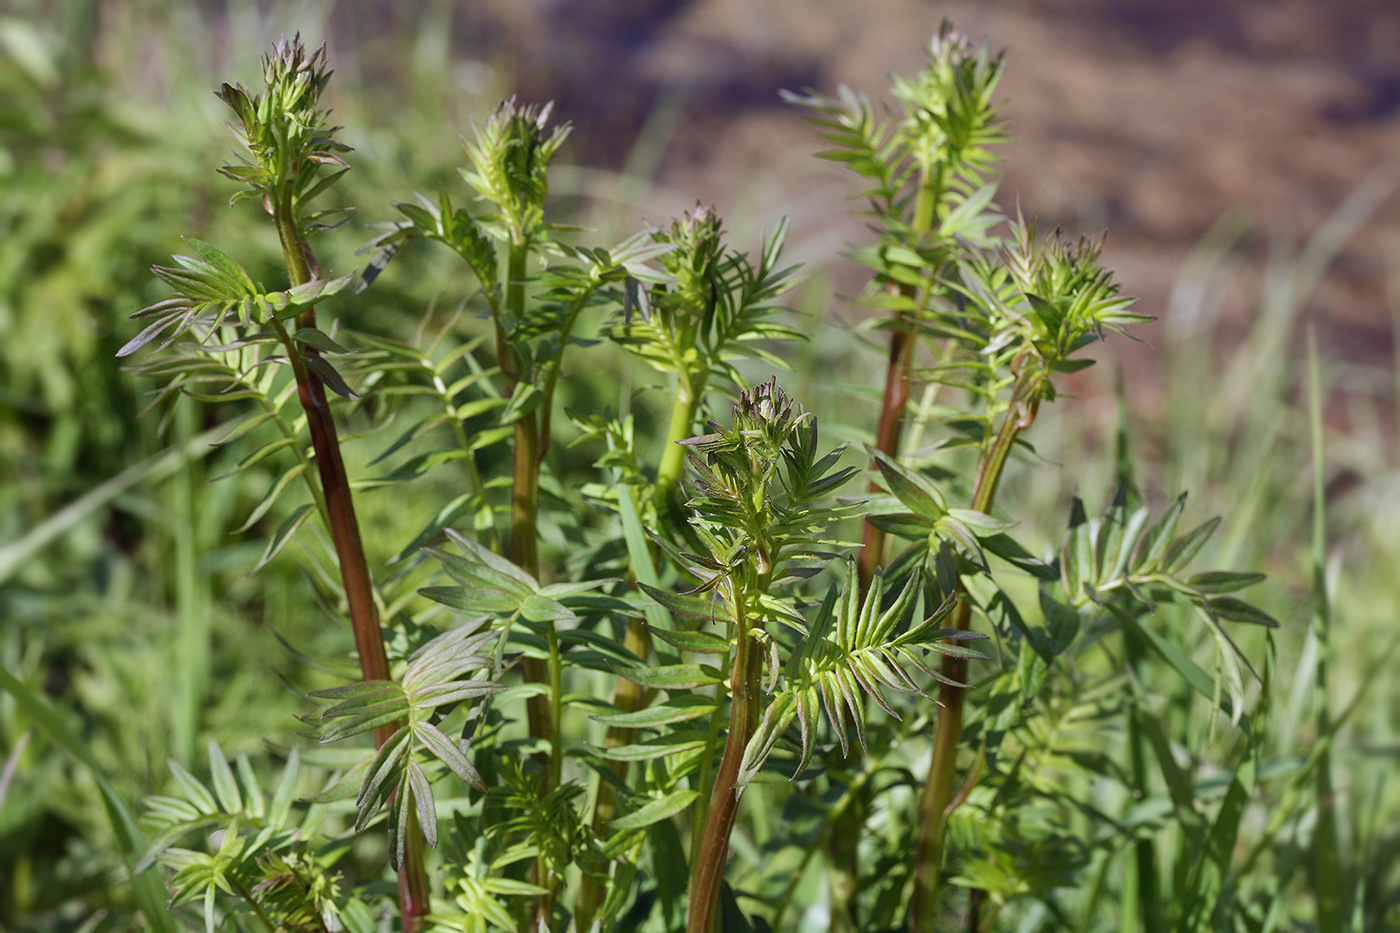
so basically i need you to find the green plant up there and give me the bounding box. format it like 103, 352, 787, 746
36, 22, 1378, 933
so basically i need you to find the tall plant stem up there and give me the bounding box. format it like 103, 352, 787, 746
655, 374, 699, 514
687, 593, 763, 933
858, 160, 944, 595
1306, 330, 1344, 929
272, 192, 429, 931
496, 238, 553, 769
579, 368, 703, 927
908, 400, 1026, 932
496, 236, 563, 926
858, 312, 917, 592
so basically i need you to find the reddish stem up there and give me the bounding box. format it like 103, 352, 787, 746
687, 619, 761, 933
858, 314, 916, 593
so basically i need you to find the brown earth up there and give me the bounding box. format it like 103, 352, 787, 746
463, 0, 1400, 396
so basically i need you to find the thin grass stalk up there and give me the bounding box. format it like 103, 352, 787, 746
1307, 329, 1345, 928
170, 398, 208, 766
908, 401, 1027, 931
580, 367, 703, 927
574, 620, 654, 930
1123, 635, 1163, 931
1114, 373, 1162, 932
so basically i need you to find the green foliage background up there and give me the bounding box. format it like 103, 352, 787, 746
2, 1, 1398, 930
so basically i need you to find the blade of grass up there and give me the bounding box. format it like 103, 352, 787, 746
171, 398, 210, 765
0, 665, 179, 933
1307, 327, 1345, 929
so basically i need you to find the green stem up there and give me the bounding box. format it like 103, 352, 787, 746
229, 875, 280, 933
509, 411, 542, 578
656, 372, 700, 509
547, 619, 564, 795
437, 367, 500, 553
912, 155, 944, 236
496, 236, 562, 925
1307, 330, 1344, 930
170, 399, 206, 765
496, 239, 552, 764
908, 399, 1027, 932
536, 288, 599, 454
1123, 630, 1161, 931
582, 338, 705, 927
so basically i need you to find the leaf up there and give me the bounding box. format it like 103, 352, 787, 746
251, 504, 314, 572
647, 626, 730, 655
233, 755, 263, 821
402, 618, 497, 689
294, 327, 352, 355
442, 528, 539, 590
211, 436, 295, 481
1113, 608, 1235, 721
418, 585, 522, 617
601, 732, 709, 762
639, 583, 732, 624
235, 464, 309, 533
866, 512, 936, 539
411, 721, 486, 790
1164, 517, 1221, 573
305, 353, 359, 399
519, 593, 576, 623
1132, 493, 1187, 571
313, 682, 409, 743
206, 742, 242, 815
589, 695, 718, 728
610, 789, 699, 831
354, 728, 412, 824
873, 450, 947, 518
1205, 595, 1278, 627
945, 508, 1015, 535
736, 691, 800, 790
117, 305, 194, 357
611, 663, 724, 690
167, 760, 218, 815
266, 748, 300, 829
284, 272, 356, 310
180, 238, 259, 294
1187, 571, 1267, 595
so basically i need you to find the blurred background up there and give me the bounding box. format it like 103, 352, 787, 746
2, 0, 1398, 927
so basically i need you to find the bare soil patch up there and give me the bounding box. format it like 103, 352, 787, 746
464, 0, 1399, 390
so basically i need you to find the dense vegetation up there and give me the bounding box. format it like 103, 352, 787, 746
2, 6, 1397, 932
